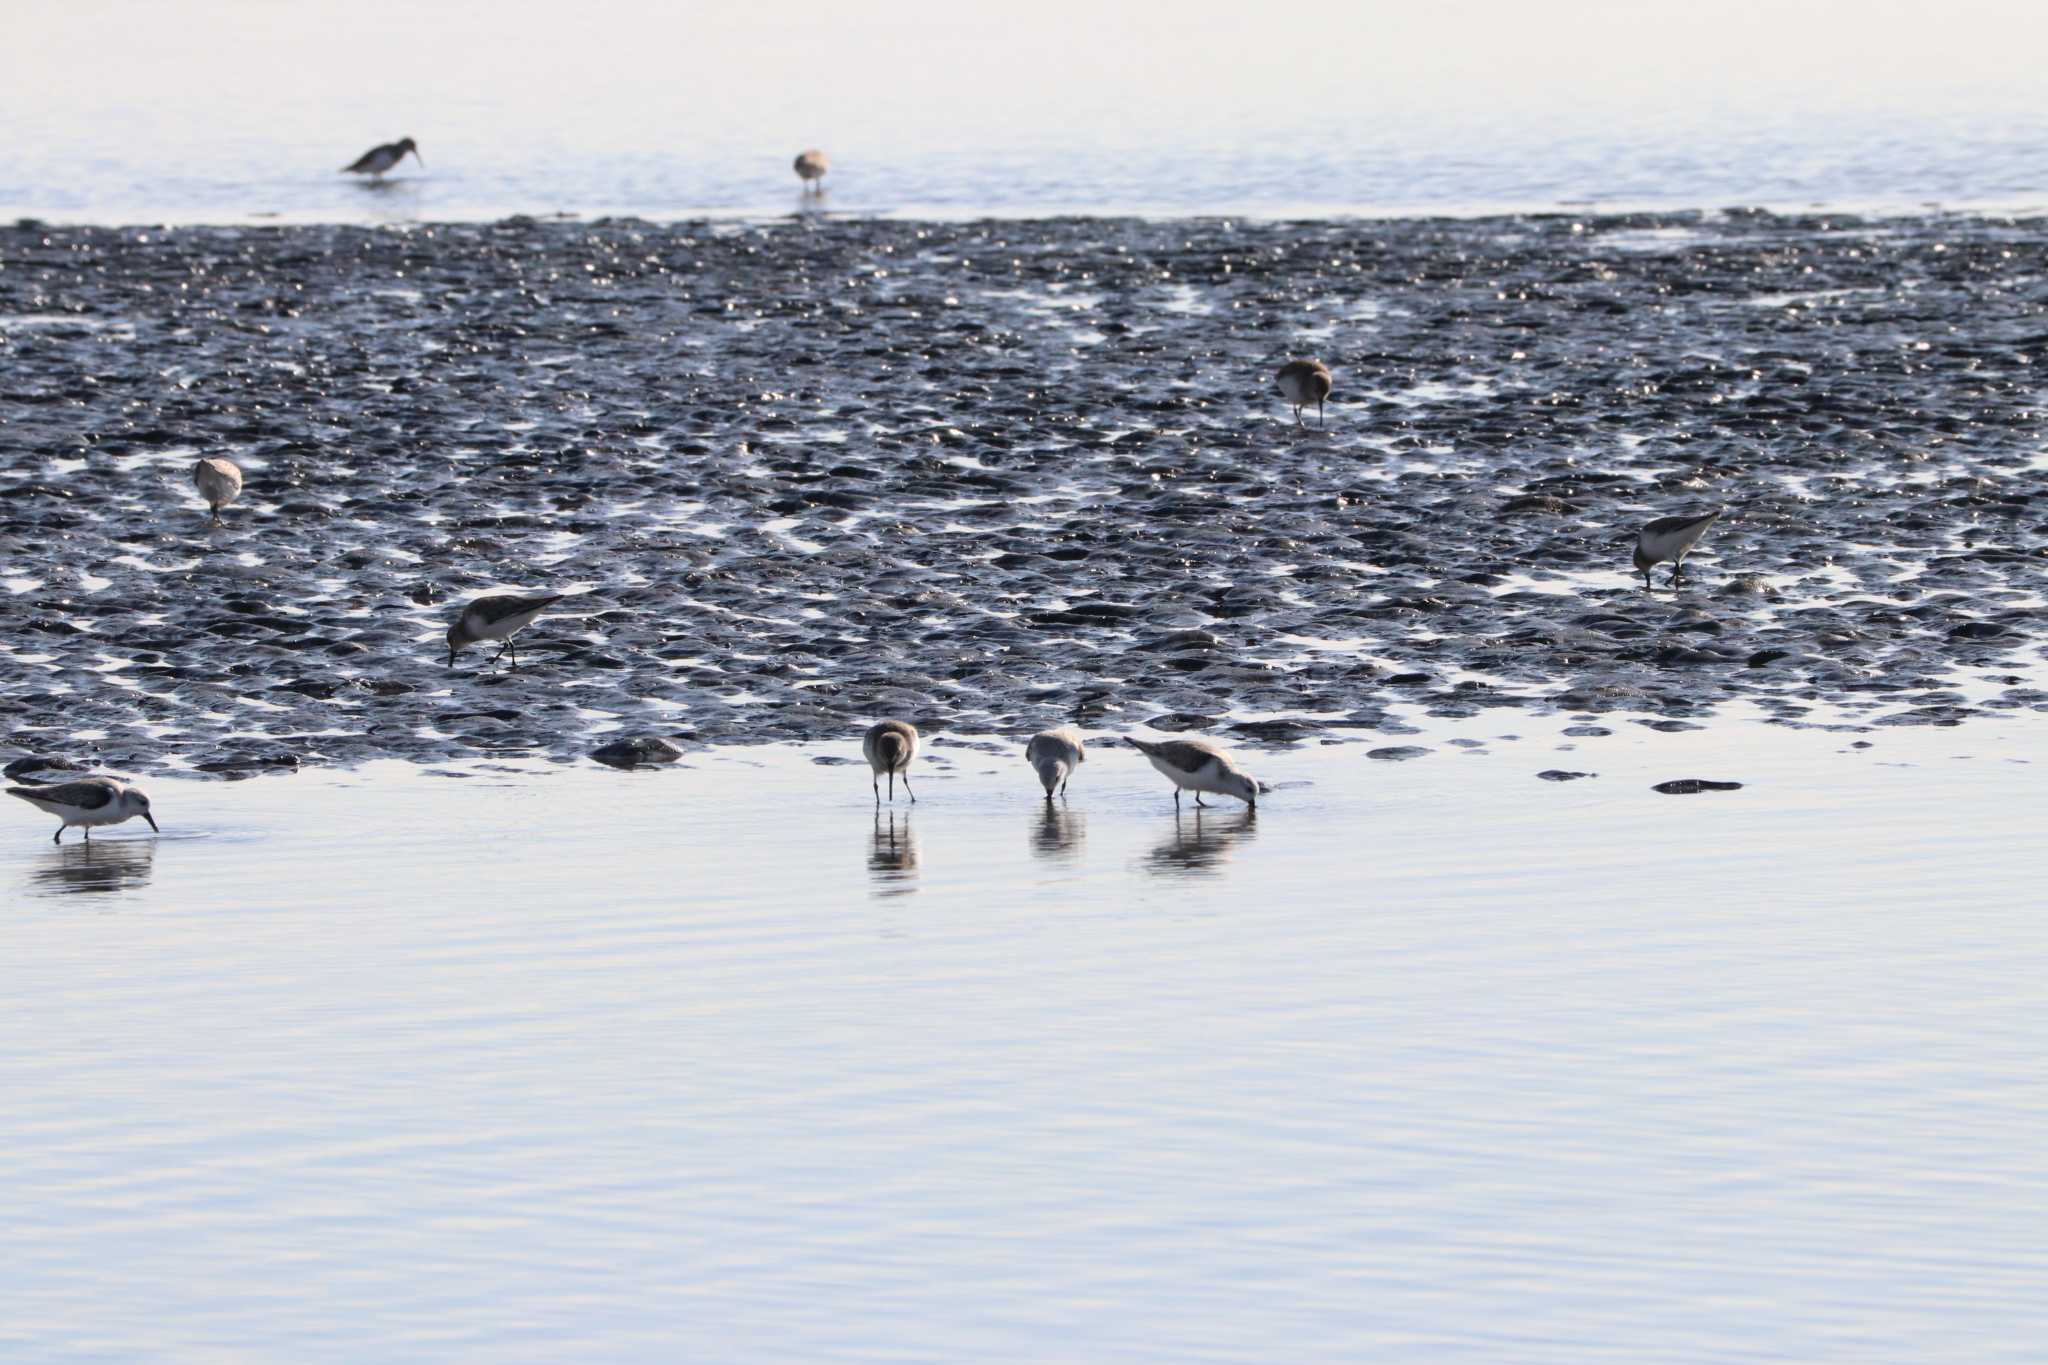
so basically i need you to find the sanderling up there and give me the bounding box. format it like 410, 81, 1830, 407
343, 137, 422, 180
1633, 508, 1724, 588
793, 149, 829, 193
1126, 735, 1260, 809
863, 719, 919, 803
8, 776, 159, 844
1024, 727, 1085, 800
192, 456, 243, 525
446, 593, 564, 669
1275, 358, 1332, 427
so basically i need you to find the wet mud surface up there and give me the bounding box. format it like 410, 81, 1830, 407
1, 212, 2044, 779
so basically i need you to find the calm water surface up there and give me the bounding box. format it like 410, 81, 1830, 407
6, 1, 2047, 223
3, 714, 2044, 1358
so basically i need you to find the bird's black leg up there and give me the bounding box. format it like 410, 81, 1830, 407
1643, 569, 1653, 590
1293, 406, 1304, 427
1195, 794, 1209, 808
873, 775, 881, 804
1174, 788, 1182, 809
82, 827, 90, 842
903, 773, 916, 804
1670, 563, 1682, 588
1318, 398, 1325, 427
52, 826, 62, 845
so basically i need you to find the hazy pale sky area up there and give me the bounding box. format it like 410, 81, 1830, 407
6, 0, 2046, 216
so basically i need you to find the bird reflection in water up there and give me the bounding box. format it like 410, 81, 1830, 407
29, 837, 157, 898
1144, 808, 1257, 876
869, 810, 919, 896
1029, 804, 1086, 861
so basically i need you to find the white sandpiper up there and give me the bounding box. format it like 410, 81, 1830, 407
863, 719, 919, 803
8, 776, 159, 844
1126, 735, 1260, 809
1632, 508, 1724, 588
343, 137, 423, 180
446, 593, 564, 669
793, 149, 829, 193
192, 456, 243, 526
1024, 727, 1085, 800
1275, 358, 1332, 427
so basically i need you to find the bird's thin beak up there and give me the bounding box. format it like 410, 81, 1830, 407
144, 813, 160, 833
413, 148, 425, 167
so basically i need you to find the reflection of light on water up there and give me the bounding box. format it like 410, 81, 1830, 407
28, 838, 157, 898
1143, 808, 1256, 877
869, 811, 919, 896
1029, 804, 1085, 860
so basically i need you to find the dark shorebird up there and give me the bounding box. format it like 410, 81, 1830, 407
793, 149, 829, 193
192, 456, 243, 525
1126, 736, 1260, 809
445, 593, 563, 669
8, 777, 159, 844
1633, 509, 1724, 588
343, 137, 422, 180
1275, 358, 1332, 427
863, 719, 919, 803
1024, 728, 1085, 801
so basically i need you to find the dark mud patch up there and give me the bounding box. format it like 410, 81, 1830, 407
1, 212, 2044, 778
1653, 779, 1745, 794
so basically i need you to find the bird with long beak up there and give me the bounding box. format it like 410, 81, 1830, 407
8, 777, 159, 844
863, 719, 919, 803
1024, 728, 1084, 801
446, 593, 563, 669
343, 137, 423, 180
1275, 358, 1332, 427
1632, 508, 1724, 588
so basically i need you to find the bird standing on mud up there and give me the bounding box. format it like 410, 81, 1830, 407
1632, 509, 1723, 588
446, 593, 563, 669
864, 719, 919, 803
1276, 358, 1332, 427
343, 137, 423, 180
192, 456, 243, 525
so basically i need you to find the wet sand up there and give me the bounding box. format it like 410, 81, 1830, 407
2, 716, 2044, 1357
3, 213, 2044, 782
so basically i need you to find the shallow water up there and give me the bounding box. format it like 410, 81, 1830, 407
3, 716, 2045, 1358
6, 1, 2048, 225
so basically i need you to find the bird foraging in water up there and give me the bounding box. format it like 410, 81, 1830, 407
1024, 728, 1085, 801
793, 149, 828, 192
192, 457, 243, 525
343, 137, 422, 180
446, 593, 563, 669
1275, 358, 1332, 427
863, 719, 919, 803
1632, 508, 1724, 588
8, 776, 159, 844
1126, 736, 1259, 809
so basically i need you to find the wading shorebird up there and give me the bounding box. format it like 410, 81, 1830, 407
1126, 736, 1260, 810
1276, 358, 1332, 427
8, 776, 159, 845
192, 456, 243, 526
343, 137, 422, 180
793, 149, 828, 193
863, 719, 919, 803
1024, 728, 1085, 801
445, 593, 564, 669
1632, 508, 1724, 588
